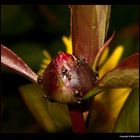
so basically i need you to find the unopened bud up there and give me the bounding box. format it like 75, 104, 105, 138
39, 52, 97, 104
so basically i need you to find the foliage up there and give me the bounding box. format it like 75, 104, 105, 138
1, 5, 139, 133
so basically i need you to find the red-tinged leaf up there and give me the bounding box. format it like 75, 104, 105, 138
98, 53, 139, 88
93, 32, 114, 72
1, 44, 38, 83
70, 5, 111, 66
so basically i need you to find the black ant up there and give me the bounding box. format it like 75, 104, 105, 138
61, 66, 71, 81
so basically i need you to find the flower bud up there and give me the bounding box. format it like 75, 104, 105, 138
39, 52, 97, 104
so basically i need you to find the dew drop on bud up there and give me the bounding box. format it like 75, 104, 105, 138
74, 89, 79, 95
37, 76, 42, 85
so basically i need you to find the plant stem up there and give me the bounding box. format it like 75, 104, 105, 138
83, 87, 104, 100
68, 104, 86, 133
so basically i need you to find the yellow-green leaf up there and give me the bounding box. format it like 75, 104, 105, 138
113, 88, 139, 132
45, 102, 71, 132
19, 84, 71, 132
98, 53, 139, 88
87, 88, 131, 132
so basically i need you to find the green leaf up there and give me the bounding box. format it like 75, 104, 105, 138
98, 53, 139, 88
70, 5, 111, 66
19, 84, 71, 132
83, 87, 104, 100
113, 88, 139, 132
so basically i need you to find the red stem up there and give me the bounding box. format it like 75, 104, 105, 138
68, 105, 86, 133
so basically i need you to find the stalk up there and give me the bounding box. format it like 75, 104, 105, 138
68, 104, 87, 133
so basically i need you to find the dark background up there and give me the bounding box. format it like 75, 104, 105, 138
1, 5, 139, 133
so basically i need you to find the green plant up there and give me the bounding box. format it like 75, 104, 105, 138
1, 5, 139, 133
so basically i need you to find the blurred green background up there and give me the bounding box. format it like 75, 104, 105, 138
1, 5, 139, 133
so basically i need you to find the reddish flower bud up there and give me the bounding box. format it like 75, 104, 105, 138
39, 52, 97, 104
